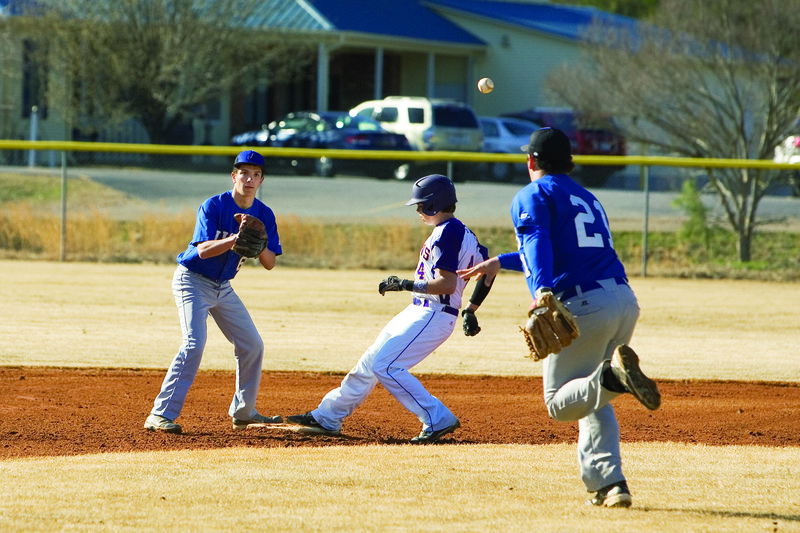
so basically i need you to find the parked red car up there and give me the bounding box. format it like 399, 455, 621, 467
502, 107, 626, 187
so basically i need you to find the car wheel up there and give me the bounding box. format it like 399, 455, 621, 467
394, 163, 411, 180
315, 156, 336, 178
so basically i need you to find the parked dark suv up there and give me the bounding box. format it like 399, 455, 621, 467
502, 107, 626, 187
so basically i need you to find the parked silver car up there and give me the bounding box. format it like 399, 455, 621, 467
479, 116, 540, 181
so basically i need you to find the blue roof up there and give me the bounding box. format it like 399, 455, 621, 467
424, 0, 637, 42
2, 0, 634, 46
0, 0, 35, 16
308, 0, 485, 45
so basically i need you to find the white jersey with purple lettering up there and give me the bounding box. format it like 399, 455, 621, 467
412, 217, 488, 310
311, 216, 487, 435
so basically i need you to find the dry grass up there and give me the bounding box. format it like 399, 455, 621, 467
1, 196, 799, 278
1, 260, 798, 381
1, 444, 797, 532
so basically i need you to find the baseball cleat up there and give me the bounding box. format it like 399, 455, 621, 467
611, 345, 661, 410
589, 481, 632, 508
232, 412, 284, 430
286, 412, 341, 435
410, 419, 460, 444
144, 414, 182, 434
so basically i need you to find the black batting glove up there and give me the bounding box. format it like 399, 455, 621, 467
462, 308, 481, 336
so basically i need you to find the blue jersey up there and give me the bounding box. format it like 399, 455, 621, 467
508, 174, 625, 295
177, 191, 282, 282
413, 217, 488, 310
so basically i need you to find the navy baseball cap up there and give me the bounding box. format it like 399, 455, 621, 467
522, 127, 572, 163
234, 150, 265, 170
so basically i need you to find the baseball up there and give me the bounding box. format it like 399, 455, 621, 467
477, 77, 494, 94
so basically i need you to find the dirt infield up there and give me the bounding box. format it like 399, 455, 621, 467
2, 368, 797, 459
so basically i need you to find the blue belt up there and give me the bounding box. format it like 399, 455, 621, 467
412, 297, 459, 317
558, 277, 628, 301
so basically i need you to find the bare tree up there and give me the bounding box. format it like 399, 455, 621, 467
16, 0, 315, 144
545, 0, 800, 261
0, 11, 22, 142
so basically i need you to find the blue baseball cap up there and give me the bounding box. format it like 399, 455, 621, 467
234, 150, 264, 170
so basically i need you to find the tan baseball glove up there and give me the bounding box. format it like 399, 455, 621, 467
232, 213, 268, 258
520, 290, 580, 361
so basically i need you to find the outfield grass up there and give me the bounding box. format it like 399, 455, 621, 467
1, 260, 798, 381
1, 444, 797, 531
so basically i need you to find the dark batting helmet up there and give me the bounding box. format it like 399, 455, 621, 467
404, 174, 457, 216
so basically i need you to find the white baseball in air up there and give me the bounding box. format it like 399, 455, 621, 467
477, 77, 494, 94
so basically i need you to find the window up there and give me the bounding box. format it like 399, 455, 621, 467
481, 121, 499, 137
504, 121, 537, 137
376, 107, 398, 123
407, 107, 425, 124
433, 106, 478, 128
355, 107, 375, 119
22, 39, 47, 119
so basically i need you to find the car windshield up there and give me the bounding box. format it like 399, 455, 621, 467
277, 116, 316, 132
481, 120, 499, 137
433, 106, 478, 128
504, 121, 538, 137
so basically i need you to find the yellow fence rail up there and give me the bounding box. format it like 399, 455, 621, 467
1, 139, 799, 170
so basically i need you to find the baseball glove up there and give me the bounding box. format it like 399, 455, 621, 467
521, 290, 580, 361
462, 309, 481, 336
378, 275, 413, 295
232, 213, 268, 258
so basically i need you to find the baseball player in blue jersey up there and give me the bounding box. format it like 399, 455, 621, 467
144, 150, 283, 434
459, 128, 660, 507
287, 175, 494, 443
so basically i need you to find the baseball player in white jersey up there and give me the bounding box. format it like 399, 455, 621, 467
287, 174, 494, 443
459, 128, 661, 507
144, 150, 283, 434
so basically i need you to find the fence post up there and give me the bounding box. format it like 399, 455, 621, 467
640, 154, 650, 278
61, 151, 67, 262
28, 105, 38, 167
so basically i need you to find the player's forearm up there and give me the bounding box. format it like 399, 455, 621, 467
465, 272, 495, 312
258, 249, 277, 270
497, 252, 523, 271
196, 235, 236, 259
422, 275, 458, 295
520, 232, 554, 292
